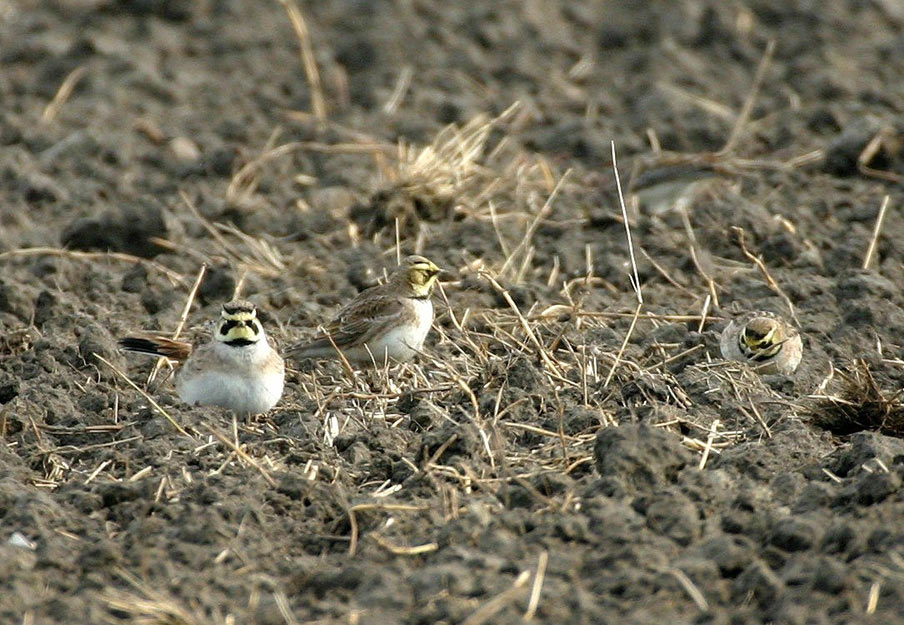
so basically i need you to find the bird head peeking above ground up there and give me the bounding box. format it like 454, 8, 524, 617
740, 316, 784, 360
216, 300, 264, 346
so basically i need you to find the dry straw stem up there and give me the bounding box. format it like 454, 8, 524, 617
324, 334, 358, 379
498, 167, 572, 280
531, 305, 724, 324
731, 226, 797, 325
867, 580, 881, 614
347, 502, 428, 558
720, 39, 775, 154
95, 354, 193, 438
502, 422, 580, 442
670, 567, 709, 612
103, 567, 214, 625
698, 418, 721, 469
383, 65, 414, 115
215, 222, 286, 272
602, 302, 642, 389
523, 550, 549, 621
461, 570, 531, 625
480, 272, 565, 377
371, 534, 438, 555
203, 425, 277, 487
611, 141, 642, 305
147, 263, 206, 386
232, 268, 249, 300
680, 206, 720, 308
436, 281, 487, 364
0, 247, 188, 287
149, 237, 227, 280
41, 64, 87, 123
741, 397, 773, 438
862, 194, 891, 270
858, 130, 903, 183
423, 353, 482, 431
282, 110, 388, 144
642, 343, 704, 374
658, 83, 735, 122
226, 139, 392, 203
178, 191, 285, 277
640, 244, 695, 295
270, 590, 300, 625
603, 142, 644, 388
278, 0, 327, 122
697, 292, 712, 333
424, 432, 462, 469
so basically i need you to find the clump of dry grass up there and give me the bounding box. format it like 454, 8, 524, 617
152, 191, 288, 280
103, 569, 216, 625
351, 103, 545, 241
811, 360, 904, 436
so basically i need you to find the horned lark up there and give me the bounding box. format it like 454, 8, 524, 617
719, 311, 803, 375
287, 255, 441, 366
119, 300, 285, 415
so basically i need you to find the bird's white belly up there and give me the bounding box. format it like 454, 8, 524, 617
365, 298, 434, 362
178, 370, 284, 415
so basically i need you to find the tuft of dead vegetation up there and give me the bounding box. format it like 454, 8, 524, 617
102, 569, 217, 625
811, 360, 904, 436
350, 103, 554, 242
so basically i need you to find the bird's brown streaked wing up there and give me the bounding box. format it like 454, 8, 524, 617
326, 295, 407, 347
321, 282, 389, 332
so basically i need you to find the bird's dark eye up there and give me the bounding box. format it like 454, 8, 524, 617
220, 320, 237, 334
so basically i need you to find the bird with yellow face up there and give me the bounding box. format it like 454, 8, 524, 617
119, 300, 285, 415
286, 255, 442, 367
720, 311, 803, 375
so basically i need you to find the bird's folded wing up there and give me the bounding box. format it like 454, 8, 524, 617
328, 296, 406, 346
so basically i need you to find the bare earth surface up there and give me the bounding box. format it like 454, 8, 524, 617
2, 1, 904, 623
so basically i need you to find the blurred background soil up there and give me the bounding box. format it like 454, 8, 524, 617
2, 1, 904, 623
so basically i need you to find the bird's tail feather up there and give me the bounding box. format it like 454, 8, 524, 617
118, 336, 191, 361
